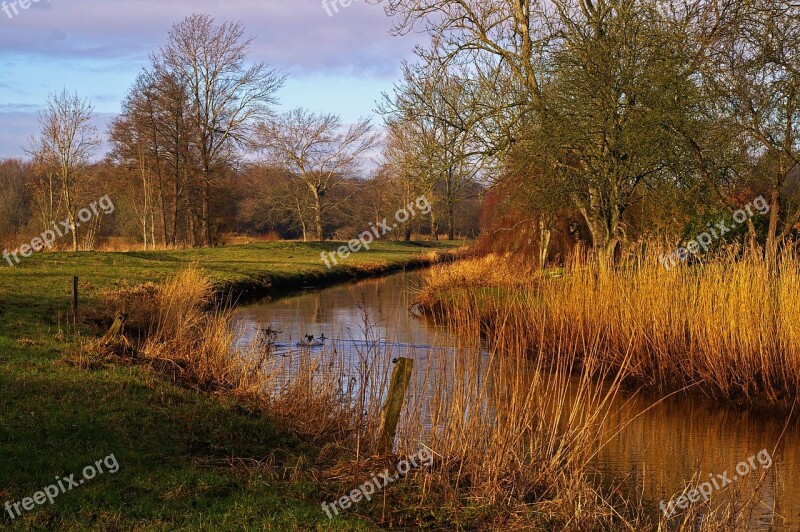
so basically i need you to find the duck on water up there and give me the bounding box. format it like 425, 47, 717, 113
297, 334, 327, 348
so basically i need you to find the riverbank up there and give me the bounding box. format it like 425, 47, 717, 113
0, 241, 461, 530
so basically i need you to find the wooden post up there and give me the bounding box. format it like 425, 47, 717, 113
71, 276, 79, 318
102, 313, 129, 345
379, 357, 414, 454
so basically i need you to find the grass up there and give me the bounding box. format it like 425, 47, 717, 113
7, 240, 772, 530
125, 264, 651, 530
0, 241, 459, 530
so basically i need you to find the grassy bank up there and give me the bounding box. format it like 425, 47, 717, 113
0, 241, 459, 530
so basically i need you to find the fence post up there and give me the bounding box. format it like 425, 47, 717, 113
379, 357, 414, 454
71, 276, 79, 319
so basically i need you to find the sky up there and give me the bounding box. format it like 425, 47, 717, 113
0, 0, 426, 159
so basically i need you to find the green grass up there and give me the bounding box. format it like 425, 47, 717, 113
0, 241, 461, 530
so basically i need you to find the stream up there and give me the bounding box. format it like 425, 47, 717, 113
234, 269, 800, 530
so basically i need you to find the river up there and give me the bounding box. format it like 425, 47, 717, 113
234, 269, 800, 530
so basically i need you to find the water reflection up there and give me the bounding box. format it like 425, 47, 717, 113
235, 270, 800, 529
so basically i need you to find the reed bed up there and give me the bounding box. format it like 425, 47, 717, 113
419, 250, 800, 406
120, 266, 646, 528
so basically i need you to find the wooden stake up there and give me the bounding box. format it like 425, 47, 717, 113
379, 357, 414, 454
72, 276, 79, 318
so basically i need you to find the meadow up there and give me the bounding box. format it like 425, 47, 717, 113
0, 241, 783, 530
0, 241, 458, 530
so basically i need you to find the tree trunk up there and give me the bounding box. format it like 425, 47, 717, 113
159, 185, 168, 248
69, 214, 79, 252
538, 218, 552, 270
765, 186, 781, 266
201, 175, 211, 246
310, 185, 324, 241
447, 203, 455, 241
171, 169, 181, 247
746, 218, 758, 256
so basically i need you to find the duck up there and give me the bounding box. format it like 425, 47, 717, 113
296, 333, 327, 348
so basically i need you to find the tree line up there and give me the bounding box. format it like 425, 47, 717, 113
0, 14, 481, 254
376, 0, 800, 266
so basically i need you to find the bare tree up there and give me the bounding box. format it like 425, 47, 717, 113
29, 89, 100, 252
713, 0, 800, 262
381, 62, 486, 240
378, 0, 551, 114
257, 109, 379, 241
160, 14, 285, 246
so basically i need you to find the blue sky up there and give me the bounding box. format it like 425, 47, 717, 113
0, 0, 424, 158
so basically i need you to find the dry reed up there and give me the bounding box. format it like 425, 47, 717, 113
419, 250, 800, 405
99, 263, 782, 529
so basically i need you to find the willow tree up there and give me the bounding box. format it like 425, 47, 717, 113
379, 0, 731, 261
538, 1, 702, 259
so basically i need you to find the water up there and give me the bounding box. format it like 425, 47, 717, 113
235, 269, 800, 530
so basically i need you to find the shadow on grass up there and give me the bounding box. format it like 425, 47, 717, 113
0, 364, 367, 530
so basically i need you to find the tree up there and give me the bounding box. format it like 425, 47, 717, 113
379, 0, 741, 261
29, 89, 100, 252
256, 109, 379, 241
0, 160, 32, 246
160, 14, 285, 246
381, 62, 486, 240
538, 1, 700, 259
110, 68, 196, 248
714, 0, 800, 262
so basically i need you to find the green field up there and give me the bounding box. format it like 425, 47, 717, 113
0, 241, 461, 530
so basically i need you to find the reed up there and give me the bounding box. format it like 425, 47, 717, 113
130, 266, 644, 527
126, 264, 776, 529
419, 250, 800, 405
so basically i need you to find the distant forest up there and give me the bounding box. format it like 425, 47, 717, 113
4, 0, 800, 267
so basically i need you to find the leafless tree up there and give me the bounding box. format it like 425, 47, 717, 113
257, 109, 379, 241
29, 89, 100, 252
381, 61, 487, 240
160, 14, 285, 246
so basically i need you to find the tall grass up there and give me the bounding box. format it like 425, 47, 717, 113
419, 250, 800, 405
119, 263, 780, 529
127, 266, 649, 528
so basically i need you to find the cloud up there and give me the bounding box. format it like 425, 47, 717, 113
0, 0, 423, 76
0, 0, 428, 159
0, 111, 114, 160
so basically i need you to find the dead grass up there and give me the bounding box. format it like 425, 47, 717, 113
420, 249, 800, 405
79, 260, 782, 529
111, 265, 645, 527
411, 250, 792, 529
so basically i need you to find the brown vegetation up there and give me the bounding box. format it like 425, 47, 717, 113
419, 251, 800, 406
